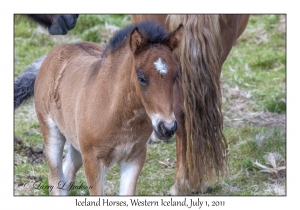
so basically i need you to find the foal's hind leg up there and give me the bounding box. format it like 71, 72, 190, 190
39, 117, 67, 195
62, 143, 83, 192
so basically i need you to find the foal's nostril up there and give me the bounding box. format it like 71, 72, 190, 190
158, 121, 166, 136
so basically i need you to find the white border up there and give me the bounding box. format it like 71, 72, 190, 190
4, 1, 296, 209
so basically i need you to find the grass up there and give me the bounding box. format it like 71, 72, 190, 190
14, 14, 286, 196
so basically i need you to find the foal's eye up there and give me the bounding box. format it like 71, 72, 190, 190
137, 69, 148, 85
138, 75, 147, 85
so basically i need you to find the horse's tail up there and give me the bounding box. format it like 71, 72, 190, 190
168, 15, 226, 192
14, 55, 46, 109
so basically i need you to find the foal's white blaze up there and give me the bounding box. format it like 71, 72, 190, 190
154, 58, 168, 74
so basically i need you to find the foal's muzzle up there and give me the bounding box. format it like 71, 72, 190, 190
154, 120, 177, 140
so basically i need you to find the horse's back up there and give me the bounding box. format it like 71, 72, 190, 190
52, 42, 103, 60
219, 14, 249, 63
35, 41, 103, 105
131, 15, 168, 27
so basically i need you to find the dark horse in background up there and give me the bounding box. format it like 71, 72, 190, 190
14, 14, 79, 107
25, 14, 79, 35
15, 14, 250, 195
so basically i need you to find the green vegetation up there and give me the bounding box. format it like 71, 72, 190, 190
14, 14, 286, 196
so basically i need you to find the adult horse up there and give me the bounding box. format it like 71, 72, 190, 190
32, 21, 183, 195
131, 14, 250, 195
25, 14, 79, 35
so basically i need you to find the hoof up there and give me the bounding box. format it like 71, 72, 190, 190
205, 186, 212, 194
169, 184, 179, 195
169, 182, 211, 195
191, 185, 212, 195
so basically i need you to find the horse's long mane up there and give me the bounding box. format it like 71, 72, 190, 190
103, 21, 170, 56
168, 15, 226, 192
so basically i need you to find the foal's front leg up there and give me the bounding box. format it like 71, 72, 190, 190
82, 155, 108, 195
119, 147, 147, 195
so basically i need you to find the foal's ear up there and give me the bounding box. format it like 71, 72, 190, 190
167, 24, 184, 51
130, 27, 147, 53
